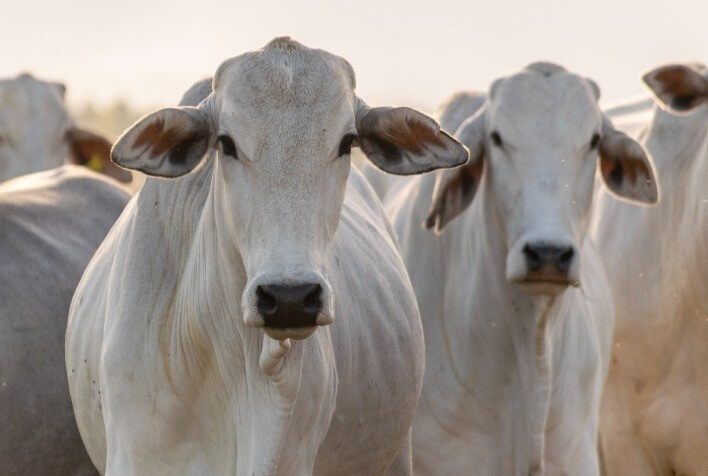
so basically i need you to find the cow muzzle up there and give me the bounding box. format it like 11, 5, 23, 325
242, 271, 334, 340
507, 235, 580, 295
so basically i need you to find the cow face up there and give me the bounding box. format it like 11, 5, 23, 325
0, 74, 131, 183
111, 37, 468, 340
425, 63, 658, 295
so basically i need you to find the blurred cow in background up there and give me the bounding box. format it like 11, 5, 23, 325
0, 73, 131, 183
594, 62, 707, 476
0, 165, 129, 475
380, 63, 658, 475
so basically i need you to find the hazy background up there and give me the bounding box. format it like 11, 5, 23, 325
2, 0, 705, 137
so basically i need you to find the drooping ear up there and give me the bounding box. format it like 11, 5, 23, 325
355, 101, 469, 175
642, 64, 708, 113
66, 128, 132, 183
424, 109, 486, 233
598, 117, 658, 204
111, 107, 213, 178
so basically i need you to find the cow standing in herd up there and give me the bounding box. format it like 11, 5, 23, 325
594, 63, 707, 475
65, 38, 469, 474
0, 34, 702, 476
0, 166, 129, 475
0, 73, 131, 183
380, 63, 659, 474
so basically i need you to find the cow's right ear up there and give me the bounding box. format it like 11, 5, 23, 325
424, 109, 486, 233
111, 107, 214, 178
643, 64, 708, 113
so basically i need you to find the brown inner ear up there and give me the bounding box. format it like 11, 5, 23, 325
360, 108, 445, 157
67, 129, 112, 168
133, 115, 209, 165
425, 158, 484, 232
650, 66, 708, 111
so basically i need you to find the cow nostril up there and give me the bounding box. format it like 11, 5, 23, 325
256, 285, 277, 315
558, 248, 574, 272
523, 244, 542, 271
303, 284, 322, 314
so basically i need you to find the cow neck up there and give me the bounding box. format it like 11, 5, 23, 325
449, 180, 561, 469
142, 158, 314, 472
644, 109, 707, 247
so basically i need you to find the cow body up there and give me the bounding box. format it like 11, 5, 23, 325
65, 38, 469, 475
387, 172, 613, 475
381, 64, 658, 475
594, 64, 708, 475
0, 166, 129, 475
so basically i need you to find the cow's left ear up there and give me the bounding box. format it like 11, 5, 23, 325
356, 103, 469, 175
643, 64, 708, 113
67, 128, 133, 183
598, 118, 658, 204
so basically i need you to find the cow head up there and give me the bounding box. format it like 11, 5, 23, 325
425, 63, 658, 295
0, 73, 132, 183
111, 37, 468, 340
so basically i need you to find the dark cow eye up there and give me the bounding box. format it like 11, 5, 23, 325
490, 131, 503, 148
217, 134, 238, 159
589, 133, 601, 150
337, 134, 356, 158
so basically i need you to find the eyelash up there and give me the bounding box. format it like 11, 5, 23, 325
338, 134, 356, 158
217, 134, 238, 159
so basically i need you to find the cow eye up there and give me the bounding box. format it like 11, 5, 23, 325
490, 131, 503, 148
589, 133, 601, 150
217, 134, 238, 159
337, 134, 356, 158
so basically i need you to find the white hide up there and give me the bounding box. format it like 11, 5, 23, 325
594, 63, 708, 475
382, 63, 657, 475
66, 38, 469, 475
0, 73, 131, 183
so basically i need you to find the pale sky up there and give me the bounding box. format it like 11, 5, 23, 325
2, 0, 705, 111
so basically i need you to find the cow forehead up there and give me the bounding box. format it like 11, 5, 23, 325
216, 40, 354, 120
490, 69, 601, 140
213, 40, 356, 159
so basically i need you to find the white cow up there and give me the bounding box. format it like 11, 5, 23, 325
1, 165, 129, 475
594, 63, 707, 475
65, 37, 468, 475
0, 73, 131, 183
382, 63, 658, 475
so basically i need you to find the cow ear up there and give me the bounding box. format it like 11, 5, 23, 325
424, 110, 486, 233
66, 128, 132, 183
356, 104, 469, 175
643, 64, 708, 113
599, 118, 658, 204
111, 107, 213, 178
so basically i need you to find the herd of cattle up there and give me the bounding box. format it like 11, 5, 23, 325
0, 37, 705, 475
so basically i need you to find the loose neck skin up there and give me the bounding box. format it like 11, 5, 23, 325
431, 176, 564, 470
133, 156, 332, 474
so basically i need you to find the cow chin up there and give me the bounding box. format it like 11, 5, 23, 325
264, 326, 318, 341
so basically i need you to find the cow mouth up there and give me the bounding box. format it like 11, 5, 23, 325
512, 273, 580, 296
264, 325, 318, 341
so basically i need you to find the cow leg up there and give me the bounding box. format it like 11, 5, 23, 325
385, 430, 413, 475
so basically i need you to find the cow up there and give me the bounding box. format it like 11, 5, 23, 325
65, 37, 469, 475
0, 165, 129, 475
380, 63, 659, 475
593, 62, 707, 475
0, 73, 131, 183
